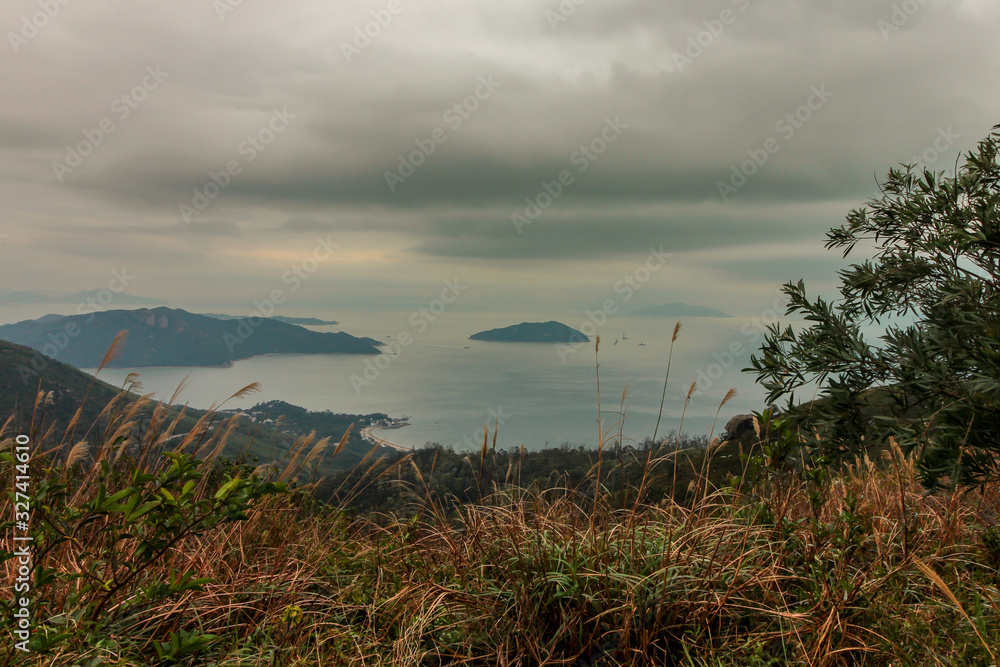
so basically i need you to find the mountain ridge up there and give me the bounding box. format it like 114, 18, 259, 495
0, 307, 380, 368
200, 313, 340, 326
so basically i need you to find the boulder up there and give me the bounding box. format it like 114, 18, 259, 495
724, 414, 757, 442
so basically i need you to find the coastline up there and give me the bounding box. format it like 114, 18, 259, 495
360, 424, 411, 453
82, 349, 382, 373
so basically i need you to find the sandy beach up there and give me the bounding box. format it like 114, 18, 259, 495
360, 424, 410, 452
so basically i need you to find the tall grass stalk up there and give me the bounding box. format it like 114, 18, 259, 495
3, 336, 999, 666
651, 321, 681, 445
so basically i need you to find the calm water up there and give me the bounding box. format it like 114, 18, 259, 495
2, 305, 777, 451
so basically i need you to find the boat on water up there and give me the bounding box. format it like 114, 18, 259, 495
639, 341, 646, 346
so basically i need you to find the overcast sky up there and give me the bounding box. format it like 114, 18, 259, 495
1, 0, 998, 318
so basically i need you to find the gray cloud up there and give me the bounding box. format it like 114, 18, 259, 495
0, 0, 997, 310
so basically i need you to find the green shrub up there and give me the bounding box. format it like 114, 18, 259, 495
2, 448, 285, 661
748, 124, 1000, 488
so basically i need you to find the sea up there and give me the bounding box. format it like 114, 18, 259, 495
1, 305, 780, 452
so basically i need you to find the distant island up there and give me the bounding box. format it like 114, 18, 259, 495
632, 303, 731, 318
470, 321, 589, 343
0, 289, 167, 306
202, 313, 340, 326
0, 307, 380, 368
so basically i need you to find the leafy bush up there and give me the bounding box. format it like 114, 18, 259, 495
748, 124, 1000, 488
0, 394, 288, 665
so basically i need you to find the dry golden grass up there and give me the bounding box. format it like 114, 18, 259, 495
1, 374, 998, 666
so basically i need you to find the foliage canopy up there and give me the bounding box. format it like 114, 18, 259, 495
749, 124, 1000, 488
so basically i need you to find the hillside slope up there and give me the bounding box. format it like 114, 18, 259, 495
0, 339, 125, 433
0, 340, 391, 471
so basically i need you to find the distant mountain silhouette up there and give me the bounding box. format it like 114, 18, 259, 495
201, 313, 339, 326
632, 303, 731, 318
0, 290, 167, 306
0, 307, 380, 368
470, 321, 589, 343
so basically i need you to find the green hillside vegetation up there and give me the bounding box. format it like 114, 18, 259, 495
228, 400, 390, 471
0, 307, 379, 369
0, 339, 125, 433
0, 340, 391, 474
314, 433, 720, 515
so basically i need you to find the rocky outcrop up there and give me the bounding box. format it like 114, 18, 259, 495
724, 414, 758, 442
